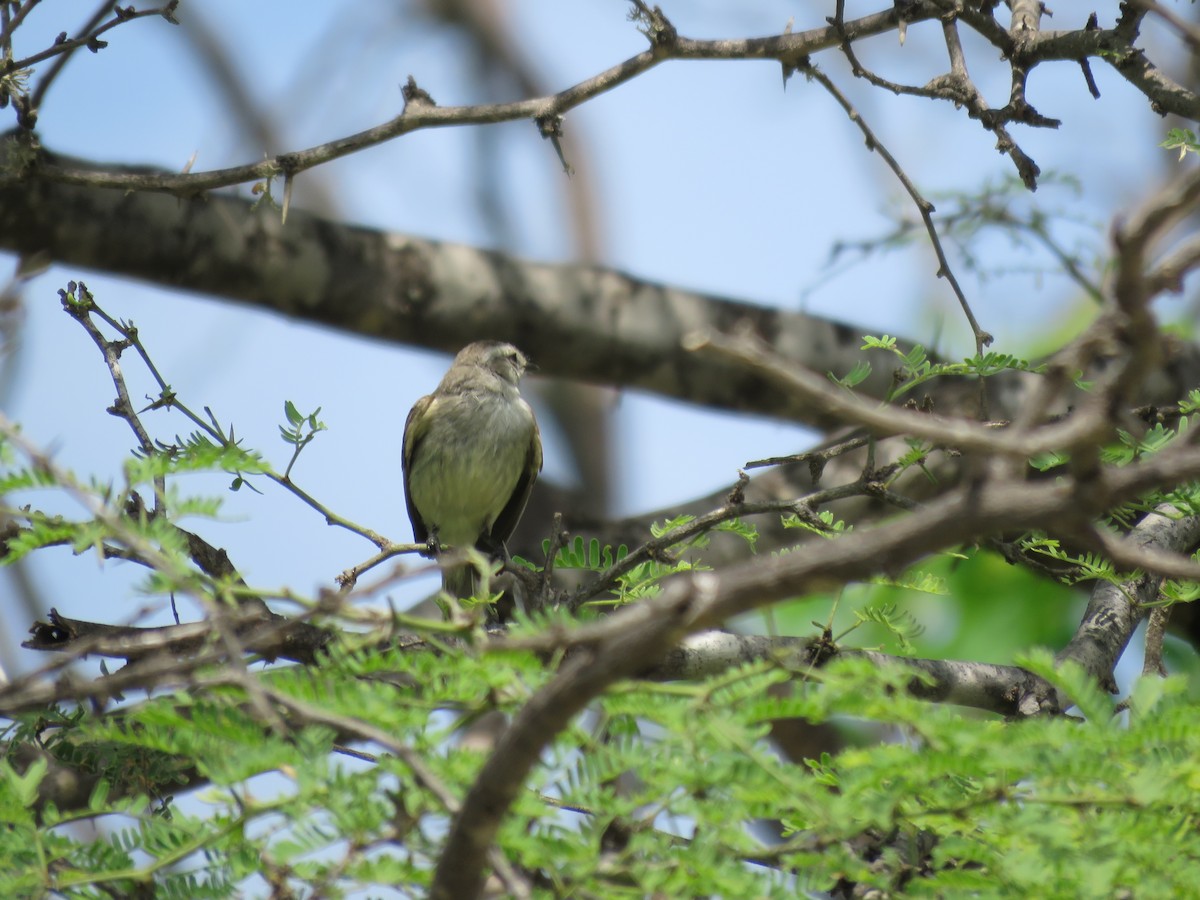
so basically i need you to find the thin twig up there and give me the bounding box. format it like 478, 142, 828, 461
28, 0, 110, 110
60, 283, 166, 513
566, 483, 874, 611
798, 61, 993, 417
6, 3, 178, 74
73, 287, 403, 552
16, 4, 949, 195
253, 683, 532, 899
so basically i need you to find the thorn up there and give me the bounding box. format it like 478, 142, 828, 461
536, 115, 574, 176
282, 173, 294, 226
401, 75, 436, 112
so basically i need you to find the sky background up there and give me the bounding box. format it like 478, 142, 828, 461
1, 1, 1194, 679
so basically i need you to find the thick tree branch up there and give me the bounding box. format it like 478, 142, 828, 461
20, 606, 332, 665
0, 150, 903, 423
4, 149, 1200, 436
1056, 505, 1200, 690
649, 630, 1053, 717
1011, 25, 1200, 119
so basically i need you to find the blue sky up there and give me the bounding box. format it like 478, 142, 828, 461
1, 1, 1190, 674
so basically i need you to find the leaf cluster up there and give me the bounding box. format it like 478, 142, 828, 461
9, 648, 1200, 897
0, 642, 550, 897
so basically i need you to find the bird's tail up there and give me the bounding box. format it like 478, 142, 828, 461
441, 562, 478, 600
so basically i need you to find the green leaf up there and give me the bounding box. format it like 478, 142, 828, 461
284, 400, 303, 426
1162, 127, 1200, 161
0, 757, 47, 811
830, 359, 871, 388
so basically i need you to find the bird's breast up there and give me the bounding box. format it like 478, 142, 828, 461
407, 392, 534, 548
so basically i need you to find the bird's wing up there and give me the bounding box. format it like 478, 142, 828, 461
486, 409, 543, 550
402, 394, 435, 544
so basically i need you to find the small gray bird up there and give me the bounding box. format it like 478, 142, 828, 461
402, 341, 542, 598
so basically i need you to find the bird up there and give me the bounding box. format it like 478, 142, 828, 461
402, 341, 542, 599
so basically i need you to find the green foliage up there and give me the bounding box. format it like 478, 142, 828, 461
829, 357, 871, 389
126, 431, 269, 486
13, 653, 1200, 897
552, 517, 758, 605
1029, 449, 1069, 472
714, 516, 759, 550
893, 436, 937, 483
1161, 557, 1200, 604
1020, 534, 1122, 585
613, 556, 704, 603
846, 602, 926, 654
607, 515, 757, 601
549, 534, 627, 570
533, 661, 1200, 896
1, 514, 83, 563
1025, 391, 1200, 531
6, 281, 1200, 898
853, 335, 1044, 403
278, 401, 327, 478
0, 461, 59, 495
760, 549, 1081, 665
1162, 127, 1200, 161
0, 642, 556, 897
781, 507, 850, 537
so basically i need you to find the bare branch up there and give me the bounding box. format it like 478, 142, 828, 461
649, 631, 1053, 717
800, 58, 994, 370
10, 4, 942, 196
683, 329, 1109, 460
